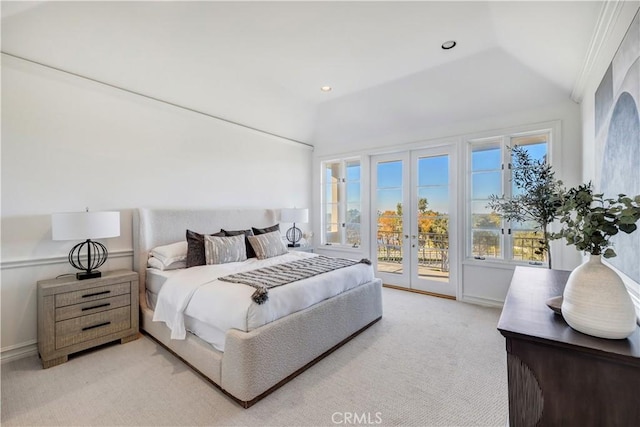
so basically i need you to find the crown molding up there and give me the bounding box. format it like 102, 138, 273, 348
2, 51, 314, 151
571, 0, 625, 103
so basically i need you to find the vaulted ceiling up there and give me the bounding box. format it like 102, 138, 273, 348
2, 1, 603, 147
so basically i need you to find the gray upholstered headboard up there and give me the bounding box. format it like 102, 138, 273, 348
133, 208, 278, 309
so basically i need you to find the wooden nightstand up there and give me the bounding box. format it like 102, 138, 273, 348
37, 270, 139, 368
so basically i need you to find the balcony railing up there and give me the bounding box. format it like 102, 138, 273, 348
471, 231, 545, 262
377, 231, 449, 272
377, 230, 545, 271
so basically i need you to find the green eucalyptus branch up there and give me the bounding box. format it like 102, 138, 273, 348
549, 182, 640, 258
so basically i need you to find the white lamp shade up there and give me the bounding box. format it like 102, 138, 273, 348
280, 208, 308, 224
52, 211, 120, 241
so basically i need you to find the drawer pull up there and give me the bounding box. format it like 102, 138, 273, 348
82, 290, 111, 298
82, 303, 111, 311
82, 321, 111, 331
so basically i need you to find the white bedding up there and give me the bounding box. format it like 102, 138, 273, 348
152, 251, 374, 351
146, 268, 179, 295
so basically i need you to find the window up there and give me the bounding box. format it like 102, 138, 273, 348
322, 159, 361, 247
468, 130, 551, 264
470, 139, 503, 259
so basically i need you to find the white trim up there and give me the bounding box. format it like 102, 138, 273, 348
0, 249, 133, 270
2, 52, 314, 150
571, 0, 625, 103
315, 137, 461, 163
459, 295, 504, 308
1, 341, 38, 364
462, 259, 519, 271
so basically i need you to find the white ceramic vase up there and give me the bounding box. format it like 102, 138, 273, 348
561, 254, 637, 339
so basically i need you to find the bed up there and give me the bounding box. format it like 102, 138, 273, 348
133, 208, 383, 407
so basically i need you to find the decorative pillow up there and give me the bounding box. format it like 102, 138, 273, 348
186, 229, 225, 268
204, 234, 247, 264
147, 256, 186, 271
248, 231, 288, 260
221, 229, 256, 258
150, 241, 187, 265
252, 224, 280, 235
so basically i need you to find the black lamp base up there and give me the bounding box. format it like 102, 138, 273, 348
76, 270, 102, 280
286, 224, 302, 248
69, 239, 108, 281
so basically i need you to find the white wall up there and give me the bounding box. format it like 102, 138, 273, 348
579, 2, 640, 315
313, 99, 583, 306
1, 55, 313, 360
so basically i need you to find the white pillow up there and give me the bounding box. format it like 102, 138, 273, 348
147, 256, 186, 271
204, 234, 247, 264
150, 241, 187, 266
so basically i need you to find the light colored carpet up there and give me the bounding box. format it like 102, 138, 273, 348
1, 287, 508, 426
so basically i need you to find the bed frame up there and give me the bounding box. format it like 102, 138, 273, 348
133, 208, 383, 407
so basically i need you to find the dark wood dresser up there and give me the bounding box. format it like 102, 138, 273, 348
497, 267, 640, 426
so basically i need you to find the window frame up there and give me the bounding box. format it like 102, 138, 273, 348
466, 126, 556, 267
320, 157, 363, 248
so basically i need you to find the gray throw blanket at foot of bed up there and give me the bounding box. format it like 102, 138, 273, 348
218, 256, 372, 304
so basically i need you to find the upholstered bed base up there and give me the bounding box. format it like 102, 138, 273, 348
133, 208, 383, 407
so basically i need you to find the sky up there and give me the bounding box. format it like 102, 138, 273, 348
326, 142, 547, 220
376, 142, 547, 215
376, 155, 449, 214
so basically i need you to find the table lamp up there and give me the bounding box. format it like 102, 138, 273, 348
280, 208, 308, 247
52, 210, 120, 280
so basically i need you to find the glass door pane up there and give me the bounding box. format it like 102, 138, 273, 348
372, 153, 410, 288
416, 155, 450, 283
411, 146, 457, 297
376, 160, 404, 276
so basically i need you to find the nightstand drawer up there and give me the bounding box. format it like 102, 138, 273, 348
55, 306, 131, 349
55, 282, 131, 307
55, 294, 131, 321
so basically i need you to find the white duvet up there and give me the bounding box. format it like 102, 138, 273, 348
153, 251, 374, 349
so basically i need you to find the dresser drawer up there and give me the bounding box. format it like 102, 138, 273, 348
55, 294, 131, 321
55, 306, 131, 349
55, 282, 131, 307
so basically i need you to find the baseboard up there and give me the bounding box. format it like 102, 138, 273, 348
460, 294, 504, 308
1, 341, 38, 364
382, 284, 456, 300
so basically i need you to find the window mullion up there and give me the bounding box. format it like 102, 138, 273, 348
501, 138, 512, 261
338, 161, 347, 245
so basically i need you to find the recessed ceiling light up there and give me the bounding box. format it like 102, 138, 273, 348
441, 40, 457, 50
321, 86, 332, 92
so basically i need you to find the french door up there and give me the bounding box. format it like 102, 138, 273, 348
371, 146, 457, 297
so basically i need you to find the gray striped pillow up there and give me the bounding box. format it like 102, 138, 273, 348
248, 231, 288, 260
204, 234, 247, 264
